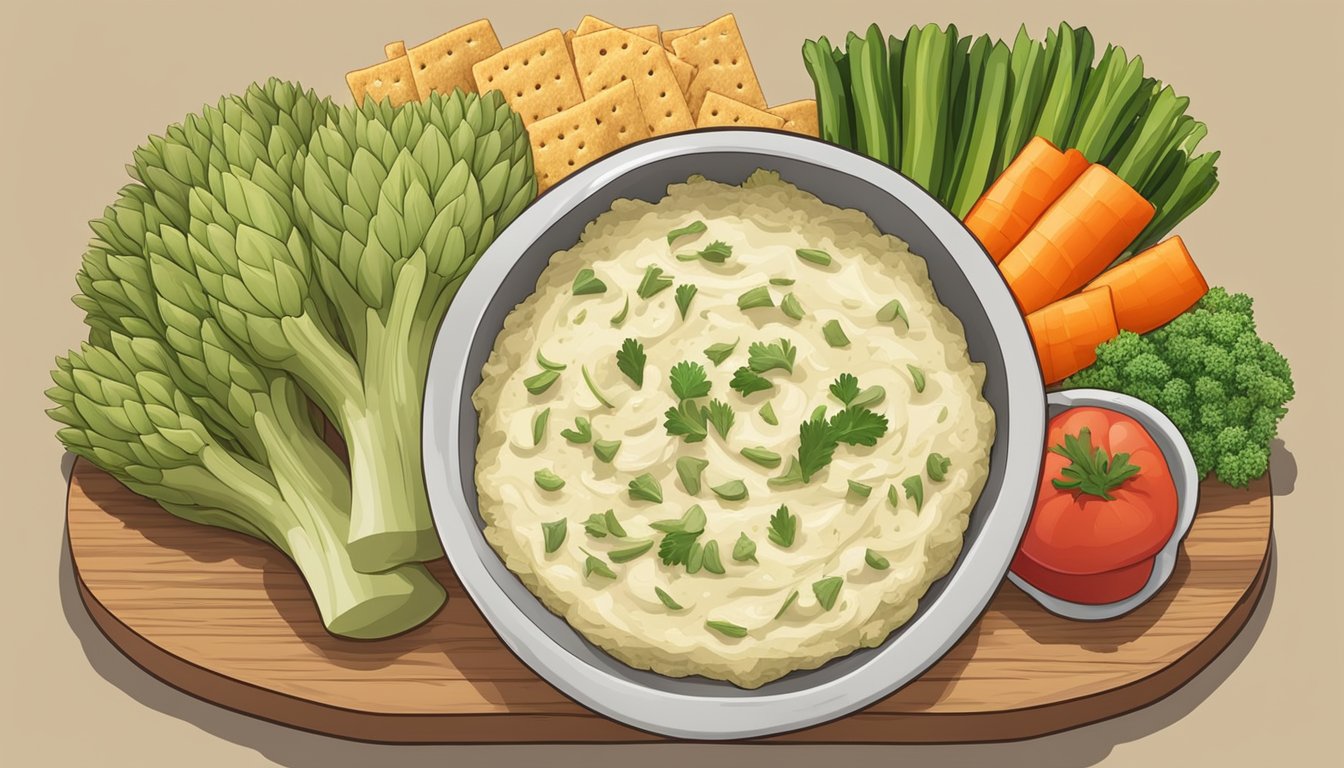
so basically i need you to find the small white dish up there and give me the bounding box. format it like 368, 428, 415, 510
1008, 388, 1200, 621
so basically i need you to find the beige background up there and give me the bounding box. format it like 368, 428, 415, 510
3, 0, 1339, 765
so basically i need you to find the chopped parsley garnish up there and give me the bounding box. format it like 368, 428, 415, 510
532, 408, 550, 445
938, 406, 949, 423
865, 549, 890, 570
767, 505, 798, 548
732, 533, 758, 563
768, 457, 805, 488
877, 298, 910, 328
822, 319, 851, 348
847, 480, 872, 498
759, 401, 779, 426
610, 296, 629, 326
851, 385, 885, 409
774, 590, 799, 619
830, 373, 861, 405
704, 338, 738, 366
886, 484, 901, 509
686, 543, 705, 574
676, 240, 733, 263
616, 338, 646, 387
747, 339, 796, 374
573, 308, 587, 324
669, 360, 712, 400
583, 550, 617, 580
796, 248, 833, 266
652, 504, 707, 534
664, 400, 709, 442
706, 399, 735, 438
740, 446, 782, 468
711, 480, 749, 501
593, 439, 621, 463
729, 367, 773, 397
796, 414, 838, 482
676, 456, 709, 494
541, 519, 567, 553
666, 220, 707, 245
770, 277, 796, 286
571, 268, 607, 295
560, 416, 592, 444
810, 404, 828, 422
780, 292, 805, 320
658, 530, 703, 569
903, 475, 925, 511
628, 473, 663, 503
908, 364, 926, 393
581, 365, 614, 408
536, 350, 566, 371
608, 539, 654, 563
654, 587, 684, 610
737, 286, 773, 310
524, 369, 560, 395
584, 510, 627, 539
636, 264, 673, 298
812, 576, 843, 610
830, 407, 889, 446
793, 375, 890, 480
706, 620, 748, 638
534, 469, 565, 491
675, 283, 698, 318
701, 540, 726, 574
927, 453, 951, 482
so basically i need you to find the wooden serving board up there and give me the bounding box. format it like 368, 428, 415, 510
67, 458, 1271, 743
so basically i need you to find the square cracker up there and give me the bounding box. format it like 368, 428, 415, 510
671, 14, 768, 114
472, 29, 584, 125
666, 52, 697, 98
769, 99, 819, 136
662, 26, 698, 51
346, 57, 419, 107
385, 41, 407, 59
529, 80, 650, 192
572, 27, 695, 137
696, 91, 785, 129
574, 15, 660, 43
406, 20, 502, 97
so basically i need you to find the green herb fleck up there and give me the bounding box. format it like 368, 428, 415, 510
706, 620, 748, 638
770, 277, 796, 286
748, 339, 797, 374
830, 373, 860, 405
686, 542, 705, 574
908, 364, 926, 393
651, 504, 707, 534
865, 549, 890, 570
822, 319, 851, 348
768, 458, 805, 488
927, 453, 951, 482
654, 587, 684, 610
737, 286, 774, 310
732, 533, 758, 563
796, 248, 833, 266
583, 551, 617, 580
593, 439, 621, 463
532, 408, 550, 445
616, 338, 646, 387
740, 446, 782, 468
637, 264, 673, 298
702, 540, 726, 574
780, 292, 805, 320
759, 401, 779, 426
524, 369, 560, 395
903, 475, 925, 511
886, 484, 901, 509
560, 417, 592, 444
675, 283, 698, 318
774, 590, 799, 619
581, 365, 614, 408
938, 406, 948, 423
542, 519, 567, 553
664, 400, 709, 442
610, 296, 629, 326
584, 510, 627, 539
711, 480, 749, 501
657, 518, 704, 568
572, 308, 587, 324
877, 299, 910, 328
677, 240, 733, 263
704, 339, 738, 366
669, 360, 711, 400
608, 539, 654, 563
572, 268, 607, 295
666, 220, 707, 245
829, 407, 889, 447
729, 367, 773, 397
628, 473, 663, 503
537, 350, 566, 371
851, 385, 885, 409
534, 469, 565, 491
812, 576, 843, 610
706, 399, 735, 439
810, 405, 828, 421
676, 456, 709, 494
797, 415, 837, 482
768, 505, 798, 548
848, 480, 872, 498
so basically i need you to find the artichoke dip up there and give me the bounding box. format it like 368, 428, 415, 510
473, 171, 995, 688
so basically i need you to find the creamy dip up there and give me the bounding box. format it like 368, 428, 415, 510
473, 171, 995, 688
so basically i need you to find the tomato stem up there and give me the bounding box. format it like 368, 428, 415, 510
1050, 427, 1141, 500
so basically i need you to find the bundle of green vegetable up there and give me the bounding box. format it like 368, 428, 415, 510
48, 80, 535, 637
1065, 288, 1293, 487
802, 22, 1218, 258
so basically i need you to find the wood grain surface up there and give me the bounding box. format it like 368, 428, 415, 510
67, 458, 1271, 743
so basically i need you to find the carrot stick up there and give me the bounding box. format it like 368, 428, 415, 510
963, 136, 1089, 262
1083, 236, 1208, 334
999, 165, 1155, 314
1026, 285, 1119, 384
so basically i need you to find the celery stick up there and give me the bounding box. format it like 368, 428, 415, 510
1034, 23, 1090, 147
886, 34, 905, 166
992, 26, 1049, 180
802, 37, 853, 146
848, 29, 892, 164
1125, 151, 1220, 258
938, 31, 973, 203
946, 41, 1011, 218
1112, 86, 1193, 187
901, 23, 954, 193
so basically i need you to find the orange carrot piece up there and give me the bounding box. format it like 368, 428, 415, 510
1082, 236, 1208, 334
1026, 286, 1119, 385
964, 137, 1089, 263
999, 165, 1155, 314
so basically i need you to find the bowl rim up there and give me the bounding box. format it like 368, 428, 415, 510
421, 130, 1046, 739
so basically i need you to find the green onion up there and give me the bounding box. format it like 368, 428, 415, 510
571, 268, 607, 295
584, 510, 627, 539
822, 319, 851, 347
594, 439, 621, 463
581, 365, 614, 408
702, 540, 726, 574
686, 542, 705, 574
796, 248, 833, 266
774, 589, 800, 619
583, 551, 617, 580
711, 479, 749, 501
908, 364, 926, 393
847, 480, 872, 498
560, 417, 592, 444
732, 533, 758, 563
536, 350, 566, 371
851, 385, 885, 409
667, 220, 707, 245
675, 283, 698, 318
608, 539, 654, 563
770, 278, 796, 286
655, 587, 684, 610
676, 457, 709, 495
865, 548, 890, 570
740, 446, 782, 468
706, 620, 748, 638
542, 519, 567, 553
780, 292, 805, 320
760, 401, 779, 426
628, 473, 663, 503
886, 484, 901, 508
637, 265, 673, 298
903, 475, 925, 510
927, 452, 951, 482
812, 576, 844, 611
610, 296, 629, 326
524, 369, 560, 395
877, 299, 909, 327
704, 339, 738, 366
737, 286, 773, 310
534, 469, 565, 492
532, 408, 550, 445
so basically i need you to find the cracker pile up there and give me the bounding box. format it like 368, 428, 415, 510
346, 15, 819, 192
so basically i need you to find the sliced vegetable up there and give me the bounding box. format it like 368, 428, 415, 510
702, 540, 726, 574
759, 401, 779, 426
848, 480, 873, 498
780, 292, 806, 320
608, 539, 655, 563
774, 589, 800, 619
732, 533, 758, 563
1025, 285, 1119, 384
581, 365, 614, 408
822, 319, 851, 347
610, 296, 629, 326
865, 548, 890, 570
1082, 236, 1207, 334
676, 240, 733, 263
903, 475, 924, 510
964, 136, 1089, 262
706, 620, 748, 638
907, 364, 926, 393
654, 587, 684, 610
560, 417, 592, 444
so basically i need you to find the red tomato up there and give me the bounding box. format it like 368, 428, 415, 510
1012, 406, 1178, 605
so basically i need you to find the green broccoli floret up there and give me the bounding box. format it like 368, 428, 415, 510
1065, 287, 1293, 487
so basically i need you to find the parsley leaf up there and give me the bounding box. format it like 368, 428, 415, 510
729, 367, 773, 397
560, 417, 592, 444
737, 286, 773, 310
669, 360, 711, 400
608, 539, 654, 563
705, 399, 735, 438
654, 587, 684, 610
829, 374, 860, 406
675, 283, 698, 318
797, 415, 838, 482
583, 550, 617, 580
710, 479, 748, 501
704, 338, 738, 366
637, 264, 673, 298
571, 268, 607, 295
593, 439, 621, 463
706, 620, 748, 638
651, 504, 706, 534
747, 339, 797, 374
664, 401, 708, 442
666, 220, 707, 245
658, 530, 702, 567
532, 408, 550, 445
676, 456, 709, 494
616, 338, 646, 387
701, 540, 726, 574
732, 533, 758, 563
767, 505, 798, 548
812, 576, 843, 610
583, 509, 627, 539
676, 240, 733, 263
534, 469, 565, 491
829, 407, 889, 447
628, 473, 663, 503
541, 519, 566, 553
903, 475, 925, 511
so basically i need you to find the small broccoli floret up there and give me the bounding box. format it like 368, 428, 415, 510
1064, 287, 1293, 487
